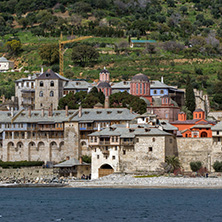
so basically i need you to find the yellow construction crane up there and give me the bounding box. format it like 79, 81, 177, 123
59, 34, 93, 76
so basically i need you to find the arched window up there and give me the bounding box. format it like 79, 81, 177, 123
40, 81, 43, 87
50, 91, 54, 97
50, 81, 54, 87
39, 91, 43, 97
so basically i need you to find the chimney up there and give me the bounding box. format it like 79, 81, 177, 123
48, 106, 52, 117
79, 156, 83, 164
78, 106, 82, 118
65, 106, 68, 117
98, 123, 101, 131
41, 66, 44, 74
2, 95, 5, 103
28, 107, 31, 118
41, 108, 44, 117
161, 76, 164, 83
130, 107, 133, 113
104, 96, 109, 108
11, 107, 14, 117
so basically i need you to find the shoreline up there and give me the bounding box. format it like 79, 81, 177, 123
2, 174, 222, 189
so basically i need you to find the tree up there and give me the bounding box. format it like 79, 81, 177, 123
38, 43, 59, 65
213, 161, 222, 172
144, 43, 156, 58
6, 39, 22, 56
190, 161, 202, 172
165, 156, 180, 173
109, 91, 147, 114
71, 44, 99, 67
185, 75, 196, 115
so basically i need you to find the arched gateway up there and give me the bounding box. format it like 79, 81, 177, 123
98, 164, 114, 178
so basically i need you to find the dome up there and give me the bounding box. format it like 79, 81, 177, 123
131, 73, 149, 82
100, 67, 110, 74
97, 82, 111, 88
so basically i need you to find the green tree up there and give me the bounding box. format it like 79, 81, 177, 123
190, 161, 202, 172
71, 44, 99, 67
38, 43, 59, 65
165, 156, 180, 173
6, 39, 22, 56
213, 161, 222, 172
185, 75, 196, 115
109, 91, 146, 114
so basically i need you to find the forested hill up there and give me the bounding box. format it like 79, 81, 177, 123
0, 0, 222, 40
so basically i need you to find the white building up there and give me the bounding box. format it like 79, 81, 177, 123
0, 57, 14, 71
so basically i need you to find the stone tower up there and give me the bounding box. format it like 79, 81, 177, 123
35, 69, 66, 110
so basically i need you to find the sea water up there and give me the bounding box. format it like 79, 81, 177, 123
0, 188, 221, 222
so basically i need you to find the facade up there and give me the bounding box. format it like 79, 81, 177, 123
130, 73, 152, 102
171, 109, 216, 138
35, 69, 69, 110
15, 74, 37, 109
0, 107, 137, 163
0, 57, 14, 71
89, 124, 177, 179
97, 68, 112, 97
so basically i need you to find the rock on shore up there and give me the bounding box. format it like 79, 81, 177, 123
68, 174, 222, 188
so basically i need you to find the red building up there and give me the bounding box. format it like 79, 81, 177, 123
170, 109, 216, 138
97, 68, 112, 97
130, 73, 152, 103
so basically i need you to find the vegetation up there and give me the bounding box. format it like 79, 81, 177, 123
165, 156, 181, 173
1, 0, 222, 108
185, 75, 196, 116
213, 161, 222, 172
38, 43, 59, 65
58, 87, 105, 109
0, 160, 44, 168
190, 161, 202, 172
82, 155, 91, 164
109, 91, 147, 114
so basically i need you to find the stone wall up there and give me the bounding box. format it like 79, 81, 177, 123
0, 167, 55, 179
120, 135, 176, 173
194, 89, 210, 115
177, 138, 212, 171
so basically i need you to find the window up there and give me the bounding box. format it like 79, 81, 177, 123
95, 137, 97, 142
123, 150, 126, 155
185, 134, 188, 137
160, 90, 164, 94
112, 156, 115, 160
39, 91, 43, 97
136, 138, 139, 143
50, 91, 54, 97
217, 131, 219, 135
153, 90, 157, 94
170, 138, 173, 143
143, 84, 145, 94
50, 81, 54, 87
140, 83, 142, 94
40, 81, 43, 87
112, 137, 115, 142
152, 138, 155, 142
115, 146, 118, 151
218, 137, 221, 142
195, 114, 197, 118
136, 83, 138, 94
149, 147, 152, 152
97, 155, 99, 159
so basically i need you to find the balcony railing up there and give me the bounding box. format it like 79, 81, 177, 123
99, 141, 110, 145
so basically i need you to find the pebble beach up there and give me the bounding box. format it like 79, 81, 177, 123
68, 174, 222, 189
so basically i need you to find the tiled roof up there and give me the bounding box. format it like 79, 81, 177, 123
97, 82, 111, 88
36, 69, 69, 81
64, 80, 92, 89
89, 125, 171, 137
190, 124, 212, 129
0, 108, 137, 124
111, 81, 130, 89
132, 73, 149, 82
211, 122, 222, 131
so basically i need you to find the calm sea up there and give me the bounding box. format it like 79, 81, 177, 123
0, 188, 221, 222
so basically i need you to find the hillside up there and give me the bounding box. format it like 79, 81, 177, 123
0, 0, 222, 109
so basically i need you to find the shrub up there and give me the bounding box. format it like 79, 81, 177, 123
213, 161, 222, 172
190, 161, 202, 172
0, 160, 44, 169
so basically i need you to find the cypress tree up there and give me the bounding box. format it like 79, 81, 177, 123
185, 75, 196, 115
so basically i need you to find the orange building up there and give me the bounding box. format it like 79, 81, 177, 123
170, 109, 216, 138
